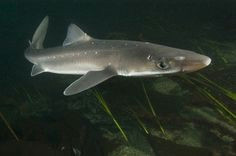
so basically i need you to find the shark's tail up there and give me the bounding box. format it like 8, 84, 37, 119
29, 16, 49, 49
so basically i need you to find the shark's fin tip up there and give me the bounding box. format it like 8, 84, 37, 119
63, 89, 73, 96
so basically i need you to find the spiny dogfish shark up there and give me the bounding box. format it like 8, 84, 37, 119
25, 16, 211, 95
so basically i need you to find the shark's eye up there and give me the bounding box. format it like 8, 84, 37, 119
157, 60, 169, 69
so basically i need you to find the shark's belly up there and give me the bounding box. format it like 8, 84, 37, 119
45, 64, 99, 75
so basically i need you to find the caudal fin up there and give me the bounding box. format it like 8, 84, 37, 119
30, 16, 49, 49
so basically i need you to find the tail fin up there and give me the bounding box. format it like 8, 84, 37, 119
30, 16, 49, 49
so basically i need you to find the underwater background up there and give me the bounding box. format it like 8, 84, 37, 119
0, 0, 236, 155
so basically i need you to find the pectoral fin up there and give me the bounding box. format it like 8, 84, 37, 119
31, 65, 45, 76
63, 67, 117, 96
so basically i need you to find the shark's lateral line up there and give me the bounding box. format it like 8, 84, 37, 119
25, 16, 211, 95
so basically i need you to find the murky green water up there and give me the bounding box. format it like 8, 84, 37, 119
0, 0, 235, 155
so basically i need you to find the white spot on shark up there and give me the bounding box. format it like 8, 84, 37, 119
174, 56, 185, 61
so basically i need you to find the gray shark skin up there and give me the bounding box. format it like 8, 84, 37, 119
25, 16, 211, 95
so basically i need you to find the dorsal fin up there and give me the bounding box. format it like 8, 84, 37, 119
31, 16, 49, 49
63, 24, 92, 46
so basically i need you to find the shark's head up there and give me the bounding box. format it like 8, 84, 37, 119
138, 44, 211, 76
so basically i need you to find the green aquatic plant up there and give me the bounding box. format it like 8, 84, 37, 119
182, 75, 236, 127
94, 89, 128, 142
197, 73, 236, 101
128, 108, 149, 135
201, 89, 236, 126
201, 89, 236, 119
0, 112, 19, 142
142, 82, 156, 117
141, 82, 167, 137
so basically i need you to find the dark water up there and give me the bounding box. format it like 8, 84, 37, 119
0, 0, 236, 156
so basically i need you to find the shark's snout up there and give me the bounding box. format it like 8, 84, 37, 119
181, 54, 211, 72
203, 56, 211, 66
